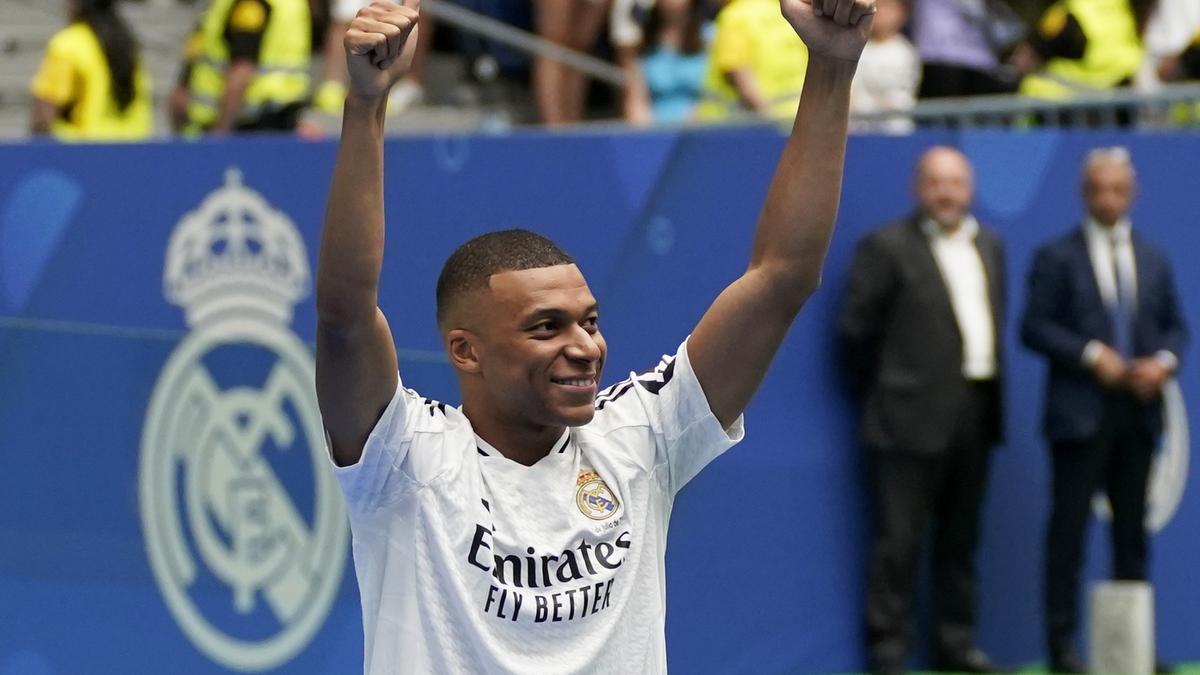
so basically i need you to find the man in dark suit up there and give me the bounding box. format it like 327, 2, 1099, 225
840, 146, 1006, 675
1022, 147, 1189, 673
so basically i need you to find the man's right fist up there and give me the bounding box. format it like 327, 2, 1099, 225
344, 0, 420, 99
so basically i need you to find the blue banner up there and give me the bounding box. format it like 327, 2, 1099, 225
0, 128, 1196, 674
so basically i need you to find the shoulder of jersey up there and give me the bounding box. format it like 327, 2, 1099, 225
591, 354, 677, 426
399, 387, 460, 434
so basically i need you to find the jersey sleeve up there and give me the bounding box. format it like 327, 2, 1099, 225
594, 338, 744, 494
30, 30, 78, 106
326, 374, 434, 514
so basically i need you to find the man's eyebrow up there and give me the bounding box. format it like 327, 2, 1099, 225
521, 303, 600, 322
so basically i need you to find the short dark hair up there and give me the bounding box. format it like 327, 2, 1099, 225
435, 229, 575, 328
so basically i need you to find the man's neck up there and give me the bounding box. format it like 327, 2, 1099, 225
466, 408, 565, 466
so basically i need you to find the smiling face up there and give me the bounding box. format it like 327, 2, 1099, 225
449, 264, 606, 432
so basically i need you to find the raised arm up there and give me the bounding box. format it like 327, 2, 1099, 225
688, 0, 873, 429
316, 0, 420, 467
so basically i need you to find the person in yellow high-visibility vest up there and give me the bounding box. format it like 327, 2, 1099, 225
29, 0, 152, 141
1018, 0, 1144, 100
184, 0, 313, 134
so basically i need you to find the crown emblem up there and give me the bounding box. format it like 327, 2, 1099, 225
164, 169, 310, 327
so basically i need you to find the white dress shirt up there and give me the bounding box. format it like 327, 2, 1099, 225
924, 216, 997, 380
1085, 217, 1138, 311
1081, 218, 1179, 371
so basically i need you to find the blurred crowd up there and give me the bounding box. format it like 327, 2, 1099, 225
26, 0, 1200, 141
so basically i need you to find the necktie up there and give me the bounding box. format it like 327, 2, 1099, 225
1110, 233, 1133, 357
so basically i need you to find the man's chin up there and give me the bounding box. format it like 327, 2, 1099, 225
932, 212, 966, 229
554, 404, 596, 428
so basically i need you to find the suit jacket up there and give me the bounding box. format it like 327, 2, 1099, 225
838, 214, 1006, 454
1021, 226, 1189, 441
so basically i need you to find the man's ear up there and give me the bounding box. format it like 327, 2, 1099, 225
447, 329, 481, 374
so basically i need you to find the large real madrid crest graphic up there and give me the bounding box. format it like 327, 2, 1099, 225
139, 169, 348, 671
1094, 380, 1191, 533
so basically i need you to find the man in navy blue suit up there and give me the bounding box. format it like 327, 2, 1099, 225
1022, 147, 1189, 673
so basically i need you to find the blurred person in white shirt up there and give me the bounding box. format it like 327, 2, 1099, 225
1135, 0, 1200, 91
850, 0, 919, 133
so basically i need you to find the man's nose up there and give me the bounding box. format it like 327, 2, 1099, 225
565, 325, 602, 362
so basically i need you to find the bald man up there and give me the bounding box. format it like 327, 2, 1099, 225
1022, 148, 1189, 673
839, 147, 1006, 674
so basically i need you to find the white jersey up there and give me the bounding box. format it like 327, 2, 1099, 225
330, 339, 743, 674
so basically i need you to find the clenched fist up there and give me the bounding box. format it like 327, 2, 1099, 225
781, 0, 874, 63
344, 0, 421, 99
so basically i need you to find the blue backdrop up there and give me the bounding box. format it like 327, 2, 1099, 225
0, 128, 1197, 674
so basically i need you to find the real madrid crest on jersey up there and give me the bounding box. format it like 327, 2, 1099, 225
576, 468, 620, 520
139, 169, 348, 672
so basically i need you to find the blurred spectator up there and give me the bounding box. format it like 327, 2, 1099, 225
1015, 0, 1150, 103
180, 0, 313, 134
1021, 147, 1188, 674
912, 0, 1024, 99
30, 0, 152, 141
696, 0, 808, 121
313, 0, 434, 116
534, 0, 610, 125
614, 0, 709, 124
1136, 0, 1200, 123
1138, 0, 1200, 87
839, 147, 1006, 675
849, 0, 919, 133
168, 19, 204, 133
611, 0, 656, 123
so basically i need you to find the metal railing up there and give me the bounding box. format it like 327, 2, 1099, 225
422, 0, 626, 87
859, 83, 1200, 130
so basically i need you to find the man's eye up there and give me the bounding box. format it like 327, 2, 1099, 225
531, 322, 555, 332
584, 316, 599, 328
